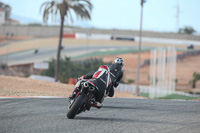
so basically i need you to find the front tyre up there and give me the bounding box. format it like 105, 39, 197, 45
67, 94, 85, 119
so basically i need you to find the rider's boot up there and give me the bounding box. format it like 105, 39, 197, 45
91, 95, 106, 109
91, 94, 107, 109
91, 101, 102, 109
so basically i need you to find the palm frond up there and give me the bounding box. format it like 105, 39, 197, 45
43, 8, 49, 23
40, 0, 92, 23
76, 0, 93, 10
40, 2, 50, 13
41, 1, 56, 23
70, 4, 91, 20
66, 9, 74, 23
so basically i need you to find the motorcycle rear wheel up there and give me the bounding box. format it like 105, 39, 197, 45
67, 94, 85, 119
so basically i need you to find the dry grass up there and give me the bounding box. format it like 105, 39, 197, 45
0, 75, 74, 96
0, 75, 145, 98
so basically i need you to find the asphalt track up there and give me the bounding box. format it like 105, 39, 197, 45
0, 98, 200, 133
0, 45, 151, 66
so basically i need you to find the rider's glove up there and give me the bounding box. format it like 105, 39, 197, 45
114, 82, 119, 87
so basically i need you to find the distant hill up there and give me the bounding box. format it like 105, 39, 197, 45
10, 13, 94, 28
11, 14, 41, 24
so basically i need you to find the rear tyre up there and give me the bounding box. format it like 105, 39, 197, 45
67, 94, 85, 119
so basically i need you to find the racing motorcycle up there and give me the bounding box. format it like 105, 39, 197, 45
67, 79, 99, 119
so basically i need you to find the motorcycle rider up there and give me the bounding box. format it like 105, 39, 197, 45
107, 57, 124, 97
69, 57, 124, 108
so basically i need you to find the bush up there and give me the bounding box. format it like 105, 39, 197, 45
41, 57, 111, 83
127, 79, 135, 84
189, 72, 200, 88
178, 26, 196, 35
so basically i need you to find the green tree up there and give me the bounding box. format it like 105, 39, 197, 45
4, 4, 11, 19
0, 2, 4, 8
178, 26, 196, 35
189, 72, 200, 89
40, 0, 93, 81
41, 57, 107, 83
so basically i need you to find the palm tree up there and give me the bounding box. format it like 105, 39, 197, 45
40, 0, 93, 81
0, 2, 4, 8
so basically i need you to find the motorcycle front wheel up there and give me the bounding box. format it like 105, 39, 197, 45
67, 94, 86, 119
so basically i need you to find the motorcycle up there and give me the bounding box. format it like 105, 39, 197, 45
67, 79, 99, 119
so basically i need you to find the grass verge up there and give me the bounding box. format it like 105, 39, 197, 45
72, 48, 150, 60
140, 93, 200, 100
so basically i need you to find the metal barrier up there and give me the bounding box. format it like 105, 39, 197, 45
116, 83, 200, 98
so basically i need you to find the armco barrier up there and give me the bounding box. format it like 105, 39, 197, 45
116, 84, 200, 97
111, 36, 135, 41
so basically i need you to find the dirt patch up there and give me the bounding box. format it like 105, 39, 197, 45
102, 51, 200, 92
0, 36, 32, 45
0, 75, 143, 98
0, 75, 74, 96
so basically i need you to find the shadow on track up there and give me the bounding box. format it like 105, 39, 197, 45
102, 105, 139, 110
102, 105, 200, 114
76, 116, 135, 123
75, 116, 179, 126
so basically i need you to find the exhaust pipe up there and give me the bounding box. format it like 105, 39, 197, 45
83, 82, 89, 88
89, 86, 95, 92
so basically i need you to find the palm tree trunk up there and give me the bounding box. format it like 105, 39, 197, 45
55, 18, 64, 82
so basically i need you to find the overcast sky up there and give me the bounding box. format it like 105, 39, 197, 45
1, 0, 200, 33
